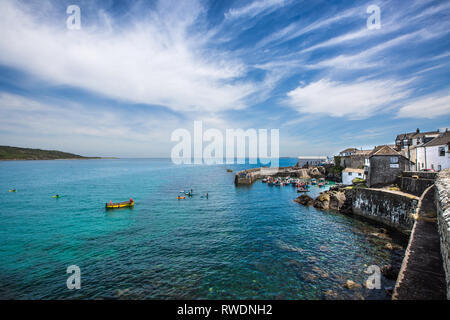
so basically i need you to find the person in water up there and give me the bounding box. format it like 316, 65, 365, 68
206, 193, 208, 199
129, 198, 133, 203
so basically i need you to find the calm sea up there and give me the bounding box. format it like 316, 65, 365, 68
0, 158, 406, 299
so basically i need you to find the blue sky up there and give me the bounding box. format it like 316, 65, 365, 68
0, 0, 449, 157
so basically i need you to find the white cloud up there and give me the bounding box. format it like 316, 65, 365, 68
286, 79, 411, 119
0, 0, 257, 113
257, 5, 362, 48
396, 94, 450, 119
225, 0, 287, 20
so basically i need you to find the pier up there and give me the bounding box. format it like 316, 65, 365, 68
234, 166, 326, 185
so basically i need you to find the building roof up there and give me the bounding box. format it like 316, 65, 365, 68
423, 131, 450, 147
369, 145, 405, 157
354, 149, 372, 156
339, 148, 358, 154
343, 168, 365, 174
395, 129, 440, 141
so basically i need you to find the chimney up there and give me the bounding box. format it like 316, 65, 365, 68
416, 128, 420, 133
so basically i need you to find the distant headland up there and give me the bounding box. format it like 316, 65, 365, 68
0, 146, 115, 160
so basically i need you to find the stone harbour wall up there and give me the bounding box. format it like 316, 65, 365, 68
398, 171, 437, 196
351, 188, 419, 233
435, 169, 450, 299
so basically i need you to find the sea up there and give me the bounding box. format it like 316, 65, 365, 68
0, 158, 407, 299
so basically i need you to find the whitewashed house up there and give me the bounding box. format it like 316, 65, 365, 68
416, 131, 450, 171
296, 156, 328, 167
342, 168, 365, 185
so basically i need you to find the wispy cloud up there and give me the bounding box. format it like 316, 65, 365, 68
225, 0, 287, 20
0, 0, 258, 113
396, 93, 450, 119
286, 79, 411, 119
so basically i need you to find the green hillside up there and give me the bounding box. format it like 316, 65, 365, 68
0, 146, 100, 160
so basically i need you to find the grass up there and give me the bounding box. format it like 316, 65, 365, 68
0, 146, 99, 160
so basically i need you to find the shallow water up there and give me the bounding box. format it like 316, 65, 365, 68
0, 158, 406, 299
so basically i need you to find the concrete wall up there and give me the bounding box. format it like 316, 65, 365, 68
435, 169, 450, 299
351, 188, 418, 233
368, 155, 409, 187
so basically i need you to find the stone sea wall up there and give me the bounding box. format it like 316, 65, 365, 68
234, 166, 325, 185
351, 188, 418, 233
435, 169, 450, 299
398, 171, 437, 196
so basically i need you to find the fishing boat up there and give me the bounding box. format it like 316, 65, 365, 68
318, 182, 325, 187
297, 187, 308, 193
311, 178, 317, 185
105, 199, 134, 209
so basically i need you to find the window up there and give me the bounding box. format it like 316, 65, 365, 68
439, 147, 445, 157
431, 164, 434, 170
348, 172, 352, 176
358, 173, 361, 176
390, 156, 399, 168
438, 165, 442, 171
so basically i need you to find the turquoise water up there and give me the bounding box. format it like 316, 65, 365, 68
0, 158, 406, 299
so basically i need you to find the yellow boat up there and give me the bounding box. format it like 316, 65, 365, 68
106, 199, 134, 209
177, 196, 186, 200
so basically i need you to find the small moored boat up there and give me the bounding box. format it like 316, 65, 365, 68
106, 198, 134, 209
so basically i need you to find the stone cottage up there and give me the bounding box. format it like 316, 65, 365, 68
367, 145, 412, 187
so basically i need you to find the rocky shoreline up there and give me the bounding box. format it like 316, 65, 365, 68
294, 185, 352, 212
294, 184, 408, 296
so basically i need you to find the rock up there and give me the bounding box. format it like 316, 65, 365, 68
294, 194, 314, 206
324, 290, 338, 299
385, 242, 403, 251
369, 232, 392, 241
312, 266, 329, 278
329, 191, 346, 210
381, 264, 399, 280
344, 280, 361, 289
115, 288, 131, 298
305, 273, 317, 281
308, 167, 323, 178
313, 193, 330, 210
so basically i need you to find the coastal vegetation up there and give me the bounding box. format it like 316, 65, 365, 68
0, 146, 101, 160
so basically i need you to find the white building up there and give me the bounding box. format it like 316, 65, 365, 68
296, 156, 328, 167
342, 168, 365, 185
416, 132, 450, 171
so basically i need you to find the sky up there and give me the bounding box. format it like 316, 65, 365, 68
0, 0, 449, 158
